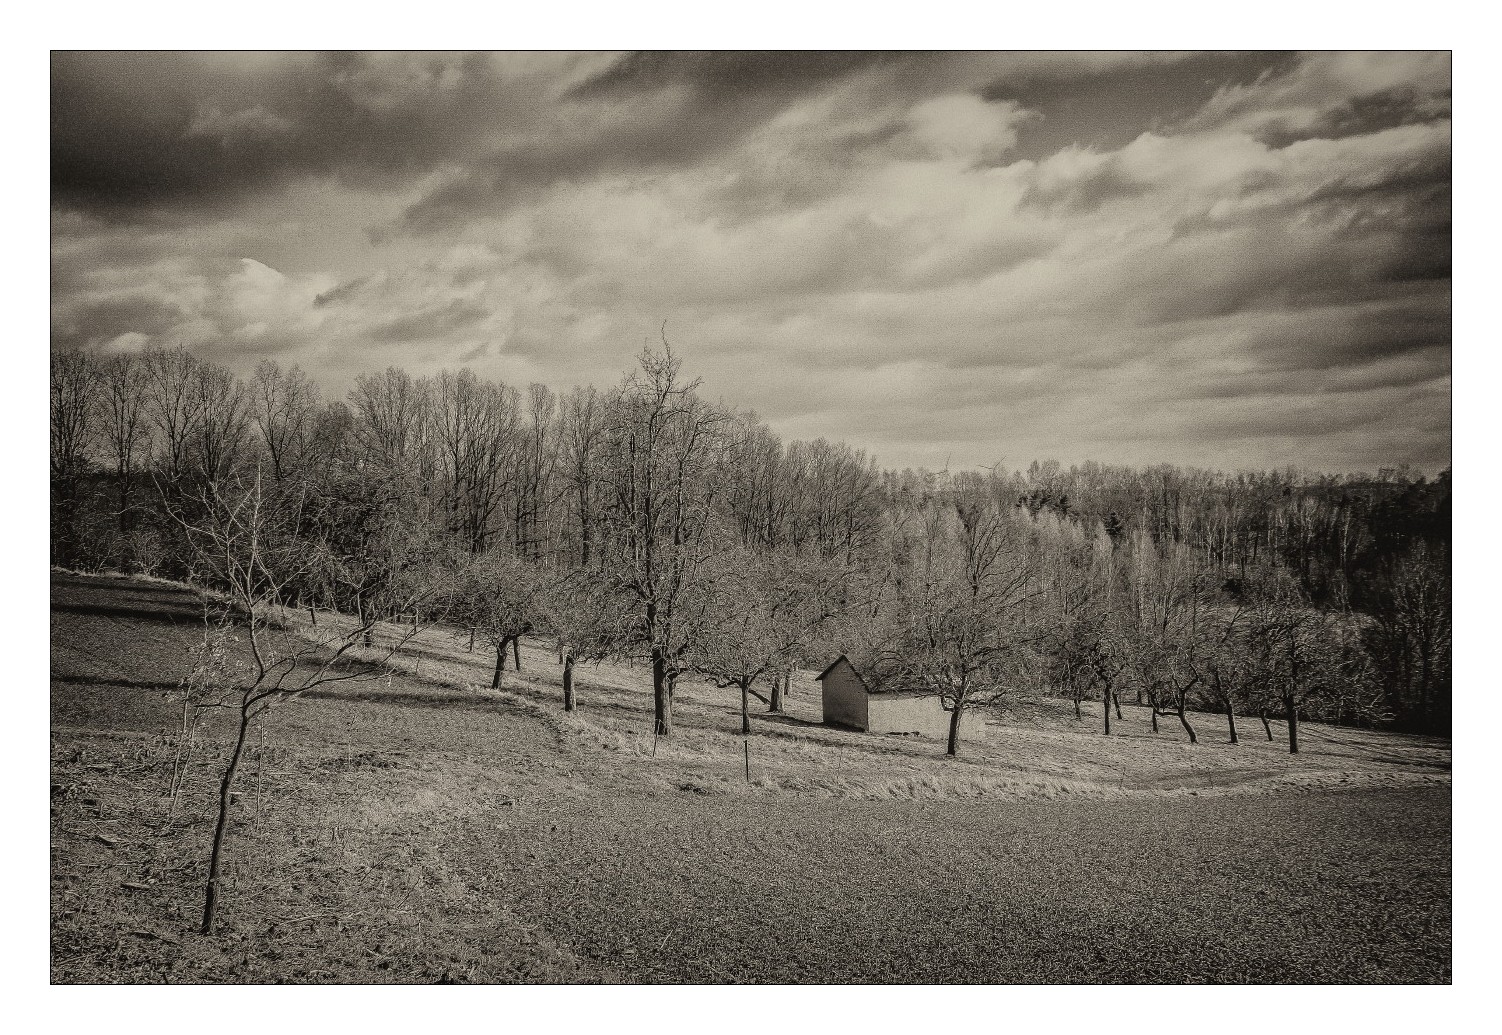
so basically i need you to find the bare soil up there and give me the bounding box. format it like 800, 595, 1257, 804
50, 572, 1451, 983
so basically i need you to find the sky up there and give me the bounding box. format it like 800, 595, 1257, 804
49, 50, 1452, 476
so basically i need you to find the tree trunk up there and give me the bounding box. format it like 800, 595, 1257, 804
468, 627, 476, 653
741, 680, 751, 736
769, 674, 784, 713
1150, 705, 1159, 733
1176, 698, 1197, 744
1260, 708, 1273, 740
308, 605, 316, 627
1226, 700, 1238, 744
1073, 687, 1082, 720
562, 654, 575, 712
1103, 685, 1111, 736
946, 701, 964, 757
652, 649, 671, 737
1285, 696, 1299, 754
202, 707, 252, 934
491, 642, 505, 689
117, 474, 132, 534
512, 636, 522, 671
1113, 692, 1122, 720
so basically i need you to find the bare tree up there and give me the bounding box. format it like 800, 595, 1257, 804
192, 361, 250, 483
307, 401, 355, 468
1244, 573, 1379, 754
143, 345, 204, 485
559, 385, 605, 566
515, 383, 561, 561
594, 343, 731, 736
453, 549, 554, 689
871, 490, 1041, 756
1361, 541, 1450, 734
50, 349, 99, 565
684, 545, 846, 735
1189, 600, 1251, 744
168, 469, 441, 934
1119, 529, 1206, 742
299, 468, 443, 648
250, 359, 320, 480
542, 563, 636, 714
349, 366, 430, 472
431, 369, 520, 553
98, 352, 150, 540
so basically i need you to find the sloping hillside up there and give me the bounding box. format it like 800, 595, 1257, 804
51, 573, 1451, 983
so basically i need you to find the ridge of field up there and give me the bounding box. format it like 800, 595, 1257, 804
51, 572, 1451, 983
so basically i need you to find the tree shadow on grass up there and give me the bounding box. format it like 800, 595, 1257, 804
50, 602, 206, 626
300, 687, 506, 710
52, 673, 186, 694
754, 712, 825, 731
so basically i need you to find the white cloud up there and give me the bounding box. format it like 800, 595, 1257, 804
904, 94, 1032, 162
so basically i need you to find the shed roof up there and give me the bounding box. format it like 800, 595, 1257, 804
814, 652, 907, 694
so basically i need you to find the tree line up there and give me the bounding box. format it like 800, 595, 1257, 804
50, 343, 1451, 740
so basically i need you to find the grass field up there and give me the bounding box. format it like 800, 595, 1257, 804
50, 572, 1451, 983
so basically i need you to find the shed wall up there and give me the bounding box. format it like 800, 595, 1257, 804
820, 660, 868, 730
867, 693, 949, 736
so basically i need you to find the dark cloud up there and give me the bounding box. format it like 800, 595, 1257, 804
52, 52, 538, 221
395, 54, 942, 234
314, 277, 370, 307
567, 51, 914, 105
1255, 86, 1453, 149
986, 52, 1300, 159
1229, 297, 1451, 372
51, 292, 185, 350
368, 298, 490, 343
49, 51, 1452, 475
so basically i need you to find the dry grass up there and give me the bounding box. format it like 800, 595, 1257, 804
288, 603, 1450, 805
51, 573, 1451, 983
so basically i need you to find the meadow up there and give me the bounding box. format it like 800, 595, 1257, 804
51, 572, 1451, 983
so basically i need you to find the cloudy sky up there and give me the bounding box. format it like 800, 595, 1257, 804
50, 50, 1451, 474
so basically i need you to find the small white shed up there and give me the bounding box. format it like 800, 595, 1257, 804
814, 653, 958, 738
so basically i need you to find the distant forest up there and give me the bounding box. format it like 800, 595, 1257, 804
50, 345, 1451, 738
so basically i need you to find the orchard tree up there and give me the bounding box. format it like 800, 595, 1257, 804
454, 549, 556, 689
594, 343, 731, 736
871, 490, 1040, 756
299, 467, 442, 648
684, 545, 847, 735
1189, 599, 1251, 744
1245, 572, 1379, 753
169, 469, 441, 934
542, 563, 637, 714
1119, 529, 1208, 743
